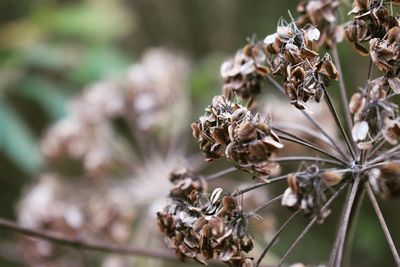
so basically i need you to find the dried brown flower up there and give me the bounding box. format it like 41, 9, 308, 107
297, 0, 340, 47
368, 163, 400, 199
264, 21, 338, 109
221, 43, 269, 101
157, 173, 254, 266
192, 96, 283, 177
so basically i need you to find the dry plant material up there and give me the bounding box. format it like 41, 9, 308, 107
159, 1, 400, 266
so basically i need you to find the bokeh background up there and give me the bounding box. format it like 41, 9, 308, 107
0, 0, 399, 266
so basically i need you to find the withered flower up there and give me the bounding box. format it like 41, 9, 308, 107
221, 43, 269, 101
281, 165, 338, 223
157, 174, 255, 266
346, 0, 399, 55
297, 0, 340, 47
368, 163, 400, 199
264, 21, 339, 109
192, 96, 283, 177
349, 76, 399, 149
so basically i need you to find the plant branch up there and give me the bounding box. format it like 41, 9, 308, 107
251, 194, 283, 214
278, 182, 348, 266
0, 218, 176, 261
270, 156, 346, 167
255, 210, 301, 267
266, 74, 347, 159
205, 166, 238, 180
331, 175, 362, 267
331, 43, 353, 132
322, 84, 357, 161
275, 131, 349, 166
366, 183, 400, 266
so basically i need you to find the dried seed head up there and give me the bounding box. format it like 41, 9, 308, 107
368, 163, 400, 199
157, 179, 254, 266
221, 43, 269, 101
264, 21, 339, 109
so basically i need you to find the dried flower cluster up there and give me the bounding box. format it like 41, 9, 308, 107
191, 96, 283, 177
264, 21, 339, 109
297, 0, 341, 47
17, 48, 193, 267
159, 1, 400, 266
157, 170, 254, 266
220, 43, 269, 101
41, 49, 189, 178
346, 0, 399, 55
282, 166, 342, 223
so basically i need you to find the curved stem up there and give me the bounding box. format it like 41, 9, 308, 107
231, 174, 290, 197
300, 110, 349, 159
0, 217, 175, 261
266, 74, 348, 159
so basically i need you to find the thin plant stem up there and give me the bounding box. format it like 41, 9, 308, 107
0, 218, 175, 261
322, 84, 357, 161
231, 174, 290, 197
367, 144, 400, 165
251, 194, 283, 214
277, 133, 349, 167
270, 156, 346, 167
366, 183, 400, 265
366, 139, 386, 161
300, 110, 349, 159
331, 43, 353, 132
331, 175, 362, 267
278, 182, 348, 266
266, 74, 348, 159
255, 210, 301, 267
205, 166, 237, 180
275, 122, 345, 155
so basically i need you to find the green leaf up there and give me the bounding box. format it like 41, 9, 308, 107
0, 101, 43, 174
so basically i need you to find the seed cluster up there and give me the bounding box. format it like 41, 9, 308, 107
368, 163, 400, 199
347, 1, 400, 150
297, 0, 340, 47
264, 21, 339, 110
346, 0, 400, 54
157, 170, 254, 266
281, 166, 342, 223
191, 96, 283, 177
221, 43, 269, 101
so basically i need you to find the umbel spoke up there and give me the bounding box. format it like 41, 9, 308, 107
278, 182, 348, 266
366, 183, 400, 266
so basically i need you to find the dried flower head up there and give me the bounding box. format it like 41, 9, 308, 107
192, 96, 283, 177
157, 173, 255, 266
264, 20, 338, 109
221, 43, 269, 101
297, 0, 341, 47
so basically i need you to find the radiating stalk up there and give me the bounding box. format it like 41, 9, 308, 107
322, 85, 357, 161
331, 43, 353, 132
278, 182, 348, 266
255, 210, 301, 267
366, 183, 400, 266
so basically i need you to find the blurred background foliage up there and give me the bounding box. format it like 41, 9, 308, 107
0, 0, 398, 266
